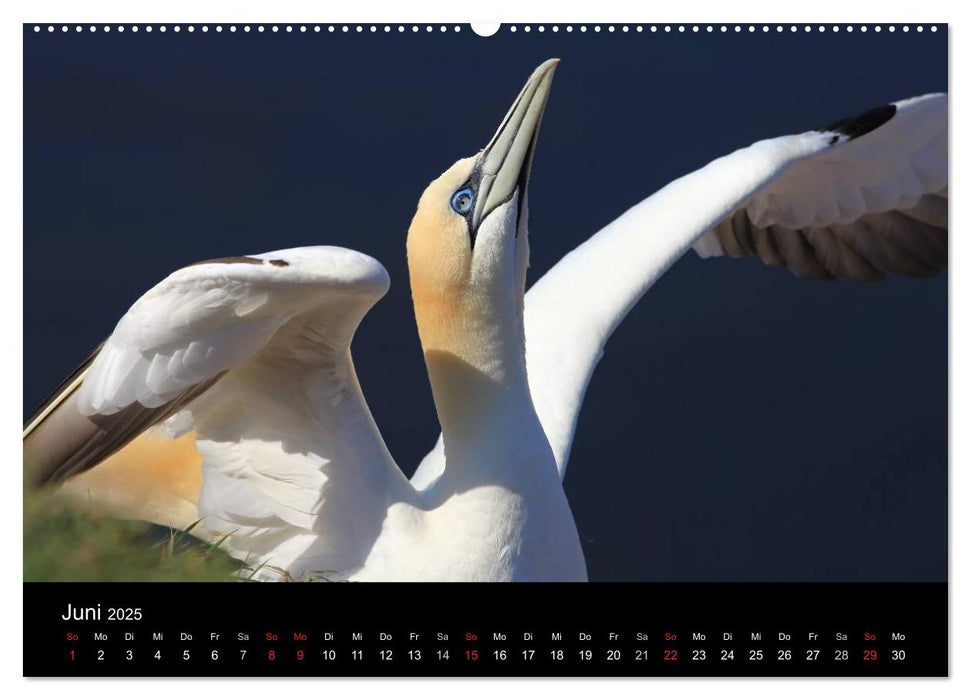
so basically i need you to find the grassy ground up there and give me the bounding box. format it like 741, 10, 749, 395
23, 488, 239, 582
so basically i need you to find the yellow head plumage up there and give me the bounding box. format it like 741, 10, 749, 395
406, 59, 559, 369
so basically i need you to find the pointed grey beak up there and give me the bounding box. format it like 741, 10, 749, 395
471, 58, 559, 230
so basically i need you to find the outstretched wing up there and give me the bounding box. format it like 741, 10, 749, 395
411, 93, 947, 487
25, 247, 412, 574
529, 93, 947, 476
694, 96, 946, 280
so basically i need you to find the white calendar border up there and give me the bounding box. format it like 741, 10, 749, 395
2, 0, 964, 698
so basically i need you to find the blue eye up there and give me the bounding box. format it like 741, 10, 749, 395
451, 187, 475, 215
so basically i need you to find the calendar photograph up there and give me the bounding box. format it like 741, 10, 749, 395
22, 21, 947, 677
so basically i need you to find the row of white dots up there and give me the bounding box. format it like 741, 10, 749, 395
33, 25, 465, 34
510, 24, 937, 33
32, 24, 940, 34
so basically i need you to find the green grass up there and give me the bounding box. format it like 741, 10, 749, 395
257, 564, 344, 582
24, 489, 240, 582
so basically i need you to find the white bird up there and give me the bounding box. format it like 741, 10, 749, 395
23, 59, 947, 582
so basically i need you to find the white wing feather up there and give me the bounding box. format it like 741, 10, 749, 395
38, 246, 413, 575
78, 248, 386, 416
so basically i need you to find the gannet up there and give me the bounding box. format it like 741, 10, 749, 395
23, 60, 947, 581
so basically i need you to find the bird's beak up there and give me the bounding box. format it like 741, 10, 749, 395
471, 58, 559, 230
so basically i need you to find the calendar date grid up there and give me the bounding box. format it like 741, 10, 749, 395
59, 625, 914, 672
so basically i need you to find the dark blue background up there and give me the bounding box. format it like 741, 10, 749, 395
24, 25, 947, 581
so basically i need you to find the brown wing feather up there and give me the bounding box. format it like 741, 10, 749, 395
23, 344, 223, 486
24, 342, 103, 437
707, 191, 947, 282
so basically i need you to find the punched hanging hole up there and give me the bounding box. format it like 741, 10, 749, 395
471, 23, 501, 37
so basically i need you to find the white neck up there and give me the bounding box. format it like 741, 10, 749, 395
410, 260, 584, 581
414, 210, 556, 491
422, 291, 556, 487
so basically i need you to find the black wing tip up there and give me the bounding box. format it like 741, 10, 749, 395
818, 103, 897, 143
189, 256, 290, 268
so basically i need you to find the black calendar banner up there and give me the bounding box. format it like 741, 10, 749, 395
24, 582, 946, 676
